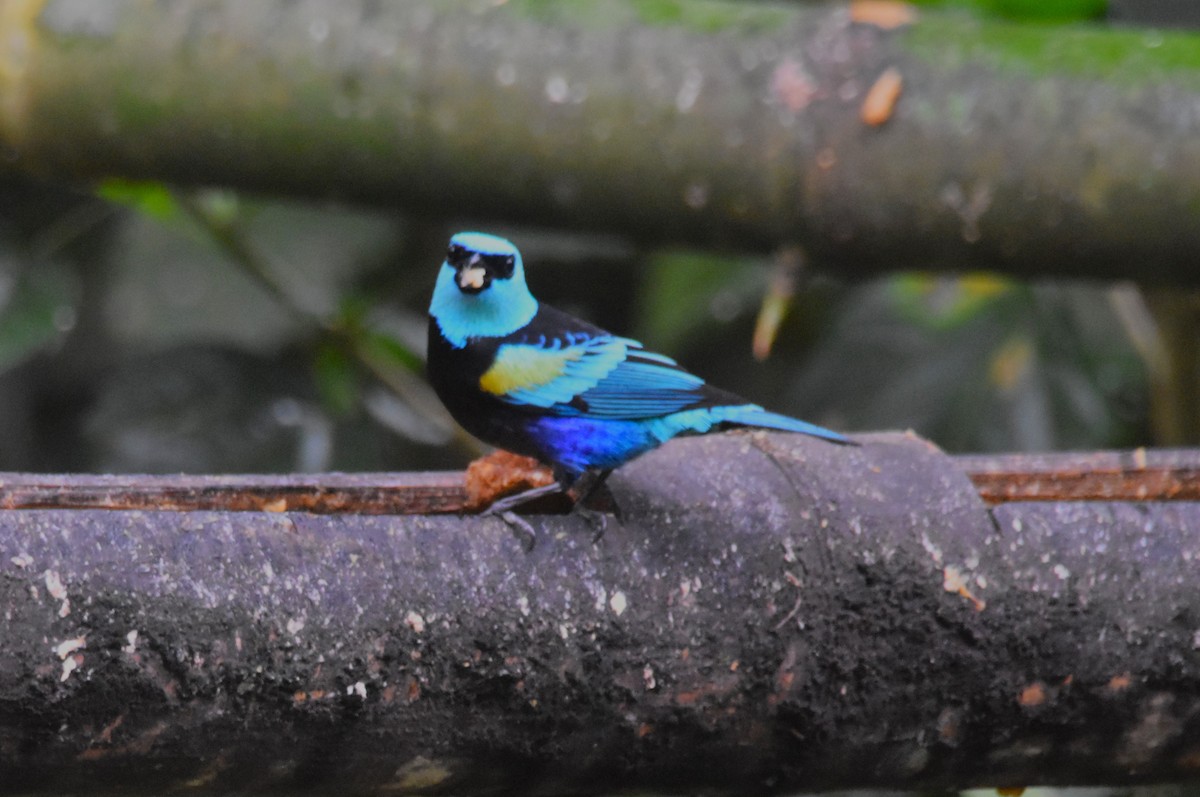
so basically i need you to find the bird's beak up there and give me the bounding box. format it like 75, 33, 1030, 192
458, 266, 487, 290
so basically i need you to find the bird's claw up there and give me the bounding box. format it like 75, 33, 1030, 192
573, 504, 613, 543
488, 509, 537, 552
487, 504, 610, 548
479, 472, 620, 548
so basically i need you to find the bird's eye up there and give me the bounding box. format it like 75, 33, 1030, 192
488, 254, 516, 279
446, 244, 468, 268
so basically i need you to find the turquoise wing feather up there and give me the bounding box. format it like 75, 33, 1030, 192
572, 350, 707, 417
480, 331, 712, 419
479, 333, 627, 408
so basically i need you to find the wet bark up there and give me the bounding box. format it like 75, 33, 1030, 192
2, 432, 1200, 795
2, 0, 1200, 281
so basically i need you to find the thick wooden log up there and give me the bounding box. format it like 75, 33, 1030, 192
2, 432, 1200, 795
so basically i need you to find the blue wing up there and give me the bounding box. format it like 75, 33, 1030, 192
477, 307, 850, 443
570, 348, 708, 418
478, 325, 713, 420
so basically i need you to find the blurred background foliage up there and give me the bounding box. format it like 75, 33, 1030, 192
0, 172, 1153, 474
0, 0, 1190, 475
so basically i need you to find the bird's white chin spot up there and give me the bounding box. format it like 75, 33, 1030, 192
459, 266, 487, 290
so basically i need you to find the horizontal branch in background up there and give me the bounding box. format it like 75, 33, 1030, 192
2, 1, 1200, 280
3, 432, 1200, 795
3, 447, 1200, 511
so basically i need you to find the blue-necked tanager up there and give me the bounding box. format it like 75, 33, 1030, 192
427, 232, 851, 528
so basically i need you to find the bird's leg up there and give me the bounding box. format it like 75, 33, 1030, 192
480, 467, 586, 550
497, 511, 538, 553
478, 468, 619, 548
479, 480, 569, 551
569, 468, 613, 506
566, 468, 619, 542
480, 480, 566, 516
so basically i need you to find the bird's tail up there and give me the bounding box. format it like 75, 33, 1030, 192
719, 405, 852, 444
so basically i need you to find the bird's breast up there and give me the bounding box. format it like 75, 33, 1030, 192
426, 316, 520, 424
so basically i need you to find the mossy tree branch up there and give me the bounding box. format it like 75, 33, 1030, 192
1, 0, 1200, 281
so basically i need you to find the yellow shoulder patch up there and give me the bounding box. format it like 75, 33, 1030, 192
479, 344, 583, 396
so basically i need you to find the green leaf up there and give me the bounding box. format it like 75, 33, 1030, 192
890, 272, 1013, 330
95, 179, 182, 223
313, 342, 360, 416
0, 267, 75, 373
192, 189, 241, 229
358, 331, 423, 375
791, 279, 1146, 452
635, 250, 761, 353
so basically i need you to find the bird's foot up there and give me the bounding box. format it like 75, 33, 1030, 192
480, 481, 566, 552
481, 502, 541, 552
573, 501, 624, 544
477, 471, 623, 548
563, 468, 621, 543
572, 504, 611, 543
495, 510, 537, 552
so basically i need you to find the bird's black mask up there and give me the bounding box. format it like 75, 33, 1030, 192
447, 244, 517, 295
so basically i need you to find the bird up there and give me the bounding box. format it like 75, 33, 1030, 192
426, 231, 851, 535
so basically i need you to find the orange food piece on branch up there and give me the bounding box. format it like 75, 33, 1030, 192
464, 450, 555, 511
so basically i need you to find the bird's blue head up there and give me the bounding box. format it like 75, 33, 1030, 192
429, 232, 538, 348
